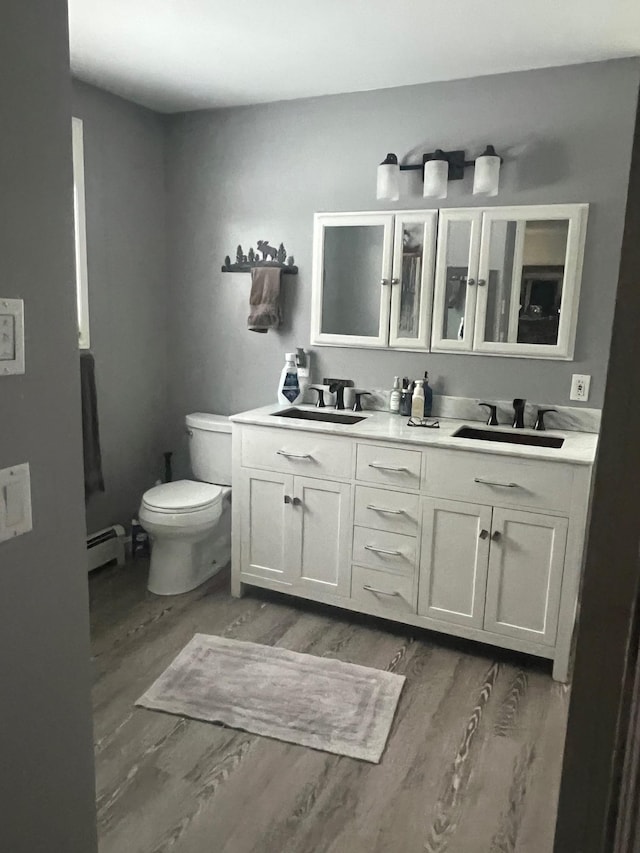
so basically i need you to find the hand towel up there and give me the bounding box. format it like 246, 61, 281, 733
80, 351, 105, 499
248, 267, 282, 333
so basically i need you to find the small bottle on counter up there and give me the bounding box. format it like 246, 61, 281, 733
423, 371, 433, 418
399, 379, 413, 417
277, 352, 302, 405
389, 376, 401, 414
411, 379, 425, 418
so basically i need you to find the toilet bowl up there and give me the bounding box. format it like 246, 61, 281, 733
139, 413, 232, 595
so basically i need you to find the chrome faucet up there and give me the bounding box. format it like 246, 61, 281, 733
328, 380, 349, 410
512, 398, 526, 429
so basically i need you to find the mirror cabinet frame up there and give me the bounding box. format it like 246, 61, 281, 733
311, 203, 589, 359
310, 210, 438, 349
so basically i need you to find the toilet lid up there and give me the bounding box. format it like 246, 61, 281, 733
143, 480, 223, 513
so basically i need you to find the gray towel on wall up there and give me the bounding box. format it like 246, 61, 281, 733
80, 351, 105, 499
248, 267, 282, 333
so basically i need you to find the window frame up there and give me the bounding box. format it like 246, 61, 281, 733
72, 116, 90, 350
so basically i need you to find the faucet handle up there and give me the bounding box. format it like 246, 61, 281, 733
352, 391, 371, 413
478, 402, 499, 426
308, 385, 326, 408
534, 407, 557, 431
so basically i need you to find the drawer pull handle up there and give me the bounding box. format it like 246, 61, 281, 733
363, 585, 401, 598
277, 450, 312, 460
492, 530, 502, 542
364, 544, 403, 557
474, 477, 519, 488
368, 463, 408, 472
479, 528, 489, 540
366, 504, 405, 515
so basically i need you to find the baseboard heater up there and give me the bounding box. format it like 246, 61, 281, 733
87, 524, 126, 572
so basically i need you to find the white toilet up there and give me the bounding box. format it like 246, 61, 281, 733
139, 413, 232, 595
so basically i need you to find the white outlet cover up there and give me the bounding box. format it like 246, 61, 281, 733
570, 373, 591, 402
0, 298, 24, 376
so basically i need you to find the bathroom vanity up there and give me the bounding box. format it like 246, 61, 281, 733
230, 406, 597, 682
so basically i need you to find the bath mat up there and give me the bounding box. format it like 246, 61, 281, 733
136, 633, 405, 763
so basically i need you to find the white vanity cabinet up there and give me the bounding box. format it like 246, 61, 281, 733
419, 499, 567, 646
310, 210, 437, 349
232, 417, 594, 682
235, 427, 353, 597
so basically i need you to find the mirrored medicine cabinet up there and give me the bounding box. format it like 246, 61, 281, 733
310, 203, 588, 360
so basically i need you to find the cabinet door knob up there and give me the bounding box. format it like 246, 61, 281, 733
391, 277, 400, 285
479, 529, 489, 540
492, 530, 502, 542
467, 278, 476, 286
477, 278, 487, 286
283, 495, 292, 504
380, 278, 390, 286
292, 497, 302, 507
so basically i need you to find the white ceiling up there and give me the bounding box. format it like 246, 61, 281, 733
69, 0, 640, 114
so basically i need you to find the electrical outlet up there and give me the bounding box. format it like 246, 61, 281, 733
570, 374, 591, 402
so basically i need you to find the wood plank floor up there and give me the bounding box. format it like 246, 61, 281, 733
90, 559, 569, 853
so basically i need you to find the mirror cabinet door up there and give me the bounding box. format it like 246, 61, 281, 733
388, 211, 437, 349
431, 210, 483, 352
474, 205, 587, 358
311, 213, 394, 347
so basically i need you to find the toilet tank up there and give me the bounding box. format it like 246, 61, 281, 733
186, 413, 232, 486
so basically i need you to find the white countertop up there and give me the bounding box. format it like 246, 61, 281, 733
230, 404, 598, 466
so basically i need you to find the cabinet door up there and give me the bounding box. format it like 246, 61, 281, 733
473, 204, 588, 359
290, 476, 352, 597
310, 212, 394, 347
389, 210, 437, 349
484, 508, 568, 645
418, 498, 491, 628
431, 209, 482, 352
239, 469, 294, 586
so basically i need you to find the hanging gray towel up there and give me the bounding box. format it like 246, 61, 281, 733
248, 267, 282, 333
80, 352, 105, 499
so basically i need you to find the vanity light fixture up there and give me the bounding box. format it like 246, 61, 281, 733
376, 144, 502, 201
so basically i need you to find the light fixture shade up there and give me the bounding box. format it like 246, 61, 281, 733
423, 158, 448, 199
377, 153, 400, 201
473, 145, 501, 197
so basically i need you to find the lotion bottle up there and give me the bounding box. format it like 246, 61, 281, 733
277, 353, 302, 405
411, 379, 425, 419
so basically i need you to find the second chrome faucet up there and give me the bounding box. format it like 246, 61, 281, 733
478, 399, 557, 431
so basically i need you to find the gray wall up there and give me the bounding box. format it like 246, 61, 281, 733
164, 59, 639, 449
0, 3, 97, 851
72, 81, 170, 532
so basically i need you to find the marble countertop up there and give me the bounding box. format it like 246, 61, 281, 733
230, 404, 598, 466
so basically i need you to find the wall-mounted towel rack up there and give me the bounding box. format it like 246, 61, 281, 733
222, 241, 298, 274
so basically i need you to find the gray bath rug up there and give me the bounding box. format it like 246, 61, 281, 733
136, 633, 405, 763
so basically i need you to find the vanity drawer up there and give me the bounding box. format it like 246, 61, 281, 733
351, 565, 417, 617
354, 486, 419, 537
356, 443, 422, 489
352, 526, 417, 575
241, 426, 353, 480
426, 449, 574, 512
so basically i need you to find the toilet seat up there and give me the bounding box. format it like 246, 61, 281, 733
142, 479, 223, 514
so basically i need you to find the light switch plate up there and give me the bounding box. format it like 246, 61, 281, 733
0, 463, 32, 543
0, 298, 25, 375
